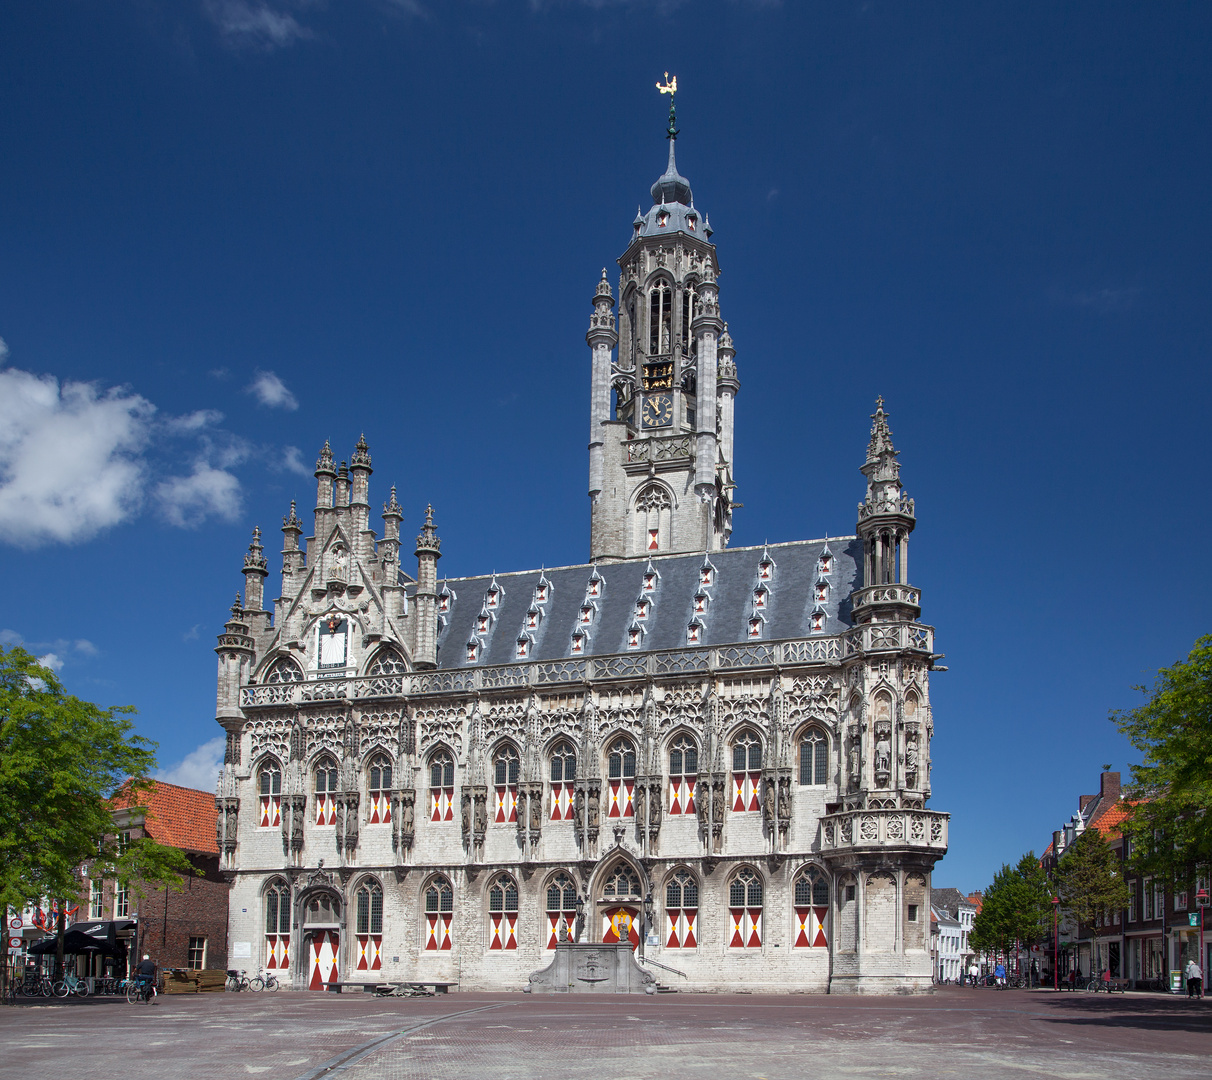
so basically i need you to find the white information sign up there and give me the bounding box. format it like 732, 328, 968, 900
232, 941, 252, 958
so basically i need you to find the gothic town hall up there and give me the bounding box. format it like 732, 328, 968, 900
214, 125, 949, 994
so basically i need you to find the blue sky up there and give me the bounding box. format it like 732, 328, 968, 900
2, 1, 1210, 893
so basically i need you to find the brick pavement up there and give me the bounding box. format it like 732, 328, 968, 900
1, 987, 1208, 1080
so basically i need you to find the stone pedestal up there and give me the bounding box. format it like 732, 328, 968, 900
524, 943, 657, 994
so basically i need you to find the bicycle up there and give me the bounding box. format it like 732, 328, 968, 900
126, 976, 157, 1004
225, 969, 262, 992
260, 971, 280, 992
53, 972, 89, 998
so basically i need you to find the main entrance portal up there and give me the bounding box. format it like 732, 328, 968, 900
598, 862, 644, 950
302, 893, 341, 990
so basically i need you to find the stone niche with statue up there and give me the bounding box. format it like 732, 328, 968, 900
525, 943, 657, 994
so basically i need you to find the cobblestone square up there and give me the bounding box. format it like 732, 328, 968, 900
2, 987, 1209, 1080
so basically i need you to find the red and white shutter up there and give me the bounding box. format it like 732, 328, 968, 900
550, 783, 573, 821
731, 772, 760, 812
316, 795, 336, 826
494, 786, 518, 824
425, 914, 453, 951
729, 908, 763, 949
260, 795, 280, 828
669, 777, 697, 815
265, 935, 289, 969
356, 934, 382, 970
794, 907, 828, 948
430, 787, 454, 822
666, 908, 698, 948
369, 793, 390, 824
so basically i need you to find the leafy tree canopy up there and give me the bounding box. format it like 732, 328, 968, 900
1053, 827, 1130, 932
0, 645, 191, 912
1113, 633, 1212, 884
969, 851, 1053, 956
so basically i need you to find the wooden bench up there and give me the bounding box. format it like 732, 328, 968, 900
324, 981, 381, 994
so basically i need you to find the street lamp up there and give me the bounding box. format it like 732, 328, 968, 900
1197, 887, 1209, 992
641, 892, 654, 957
1051, 897, 1061, 991
574, 893, 585, 944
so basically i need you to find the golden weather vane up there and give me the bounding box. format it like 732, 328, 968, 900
656, 72, 679, 140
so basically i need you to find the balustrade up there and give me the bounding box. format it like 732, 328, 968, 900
819, 808, 948, 854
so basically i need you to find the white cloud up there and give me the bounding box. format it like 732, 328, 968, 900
74, 639, 99, 656
157, 736, 226, 792
156, 463, 244, 528
279, 445, 310, 476
0, 337, 8, 362
165, 408, 224, 434
247, 370, 299, 411
204, 1, 312, 50
38, 652, 64, 673
0, 368, 155, 548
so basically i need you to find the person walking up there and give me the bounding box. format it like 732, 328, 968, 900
1185, 958, 1203, 999
994, 961, 1006, 988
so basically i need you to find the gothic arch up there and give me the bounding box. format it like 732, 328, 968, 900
256, 654, 304, 684
362, 645, 409, 677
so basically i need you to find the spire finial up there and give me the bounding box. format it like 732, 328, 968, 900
656, 72, 679, 140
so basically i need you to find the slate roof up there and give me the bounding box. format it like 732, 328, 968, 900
932, 887, 973, 919
426, 538, 859, 670
111, 780, 219, 856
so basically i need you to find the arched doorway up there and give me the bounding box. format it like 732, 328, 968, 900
300, 891, 343, 990
597, 861, 645, 950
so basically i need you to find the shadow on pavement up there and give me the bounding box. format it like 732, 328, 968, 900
1036, 993, 1212, 1034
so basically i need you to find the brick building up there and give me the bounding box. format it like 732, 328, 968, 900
108, 780, 230, 971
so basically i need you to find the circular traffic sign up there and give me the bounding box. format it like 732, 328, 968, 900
8, 917, 21, 930
7, 937, 21, 949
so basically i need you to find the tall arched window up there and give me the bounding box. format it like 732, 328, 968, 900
367, 648, 407, 678
488, 874, 519, 951
665, 868, 699, 948
648, 282, 672, 354
731, 730, 762, 812
728, 867, 764, 948
264, 881, 291, 969
799, 729, 828, 787
545, 872, 578, 949
493, 744, 520, 824
424, 875, 453, 951
429, 750, 455, 822
368, 755, 392, 824
680, 285, 698, 353
549, 741, 577, 821
314, 757, 339, 826
633, 483, 671, 555
668, 734, 698, 815
355, 881, 383, 971
607, 737, 636, 818
793, 867, 830, 948
258, 761, 282, 828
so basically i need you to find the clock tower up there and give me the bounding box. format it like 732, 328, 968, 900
587, 83, 740, 562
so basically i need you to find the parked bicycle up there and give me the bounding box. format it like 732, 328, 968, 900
52, 972, 89, 998
225, 969, 263, 992
260, 971, 280, 992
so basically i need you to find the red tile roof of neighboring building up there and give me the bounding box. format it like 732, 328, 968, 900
1090, 800, 1133, 838
111, 780, 218, 855
966, 892, 983, 914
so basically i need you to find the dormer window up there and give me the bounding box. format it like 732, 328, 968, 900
687, 215, 697, 231
627, 624, 644, 650
700, 564, 715, 587
438, 587, 453, 614
758, 558, 774, 581
516, 636, 532, 660
814, 581, 828, 603
579, 604, 595, 627
687, 619, 703, 645
526, 607, 540, 631
810, 607, 826, 633
477, 612, 492, 635
587, 573, 602, 599
642, 568, 659, 593
657, 210, 669, 228
753, 585, 769, 610
819, 552, 832, 575
570, 631, 586, 655
748, 616, 764, 640
535, 582, 549, 604
635, 597, 651, 620
466, 640, 480, 663
694, 590, 709, 615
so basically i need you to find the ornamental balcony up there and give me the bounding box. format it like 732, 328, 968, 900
819, 807, 949, 857
850, 584, 922, 616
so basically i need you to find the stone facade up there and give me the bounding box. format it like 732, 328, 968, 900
215, 128, 948, 994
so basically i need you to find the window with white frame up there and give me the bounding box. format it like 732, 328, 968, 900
668, 734, 697, 815
314, 757, 339, 825
545, 872, 579, 948
259, 762, 282, 827
429, 751, 455, 822
488, 874, 519, 951
607, 737, 636, 818
368, 755, 392, 824
731, 730, 762, 812
665, 868, 699, 948
728, 867, 763, 948
493, 744, 520, 823
799, 728, 828, 786
549, 742, 576, 821
90, 877, 104, 919
188, 937, 206, 970
424, 875, 454, 951
114, 883, 129, 919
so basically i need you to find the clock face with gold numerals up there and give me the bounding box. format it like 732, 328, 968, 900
641, 393, 673, 429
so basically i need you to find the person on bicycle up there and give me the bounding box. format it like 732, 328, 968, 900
135, 954, 157, 999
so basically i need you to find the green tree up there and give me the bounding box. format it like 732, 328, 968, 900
969, 853, 1053, 968
1112, 634, 1212, 886
0, 646, 191, 978
1053, 827, 1131, 942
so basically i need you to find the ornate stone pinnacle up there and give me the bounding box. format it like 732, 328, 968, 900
383, 485, 402, 518
315, 440, 335, 475
244, 526, 267, 571
230, 592, 244, 616
283, 500, 302, 530
338, 460, 349, 478
415, 504, 441, 556
352, 433, 372, 469
866, 398, 898, 467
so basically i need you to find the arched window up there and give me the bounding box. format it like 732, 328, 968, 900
680, 285, 698, 352
493, 744, 519, 824
368, 754, 392, 824
728, 867, 764, 948
264, 658, 303, 684
367, 648, 407, 678
668, 734, 698, 815
731, 730, 762, 813
633, 483, 671, 555
606, 737, 636, 818
429, 750, 455, 822
545, 872, 579, 949
648, 282, 672, 354
354, 881, 383, 971
258, 761, 282, 828
488, 874, 519, 951
424, 875, 453, 951
549, 741, 576, 821
799, 729, 828, 787
665, 868, 699, 948
263, 881, 291, 969
793, 867, 830, 948
314, 757, 339, 826
601, 862, 643, 949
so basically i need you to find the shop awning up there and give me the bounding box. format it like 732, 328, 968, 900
28, 920, 135, 956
